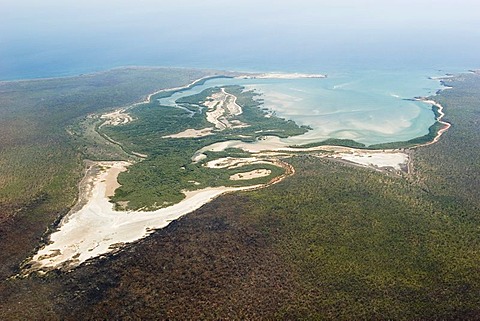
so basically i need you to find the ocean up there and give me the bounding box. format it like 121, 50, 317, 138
1, 0, 479, 145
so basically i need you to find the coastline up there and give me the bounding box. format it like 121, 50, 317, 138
237, 72, 327, 79
412, 98, 451, 148
23, 70, 455, 274
0, 66, 206, 84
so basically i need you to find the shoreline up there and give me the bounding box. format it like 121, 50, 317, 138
23, 71, 455, 275
0, 66, 219, 84
123, 74, 232, 112
412, 98, 451, 148
237, 72, 327, 79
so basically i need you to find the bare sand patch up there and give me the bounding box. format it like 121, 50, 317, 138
163, 128, 214, 138
204, 157, 274, 169
104, 162, 129, 197
194, 136, 410, 171
332, 152, 408, 170
230, 169, 272, 181
100, 109, 133, 126
131, 151, 148, 158
204, 88, 247, 130
25, 162, 264, 274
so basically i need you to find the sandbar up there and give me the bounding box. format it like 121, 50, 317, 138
239, 72, 326, 79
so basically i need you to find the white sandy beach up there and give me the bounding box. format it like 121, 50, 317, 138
27, 162, 263, 273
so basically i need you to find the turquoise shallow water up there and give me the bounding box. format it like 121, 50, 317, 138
160, 69, 445, 146
3, 2, 475, 146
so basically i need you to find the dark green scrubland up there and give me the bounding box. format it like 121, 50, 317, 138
0, 67, 220, 279
0, 70, 479, 320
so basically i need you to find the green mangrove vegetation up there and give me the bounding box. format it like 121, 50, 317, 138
101, 85, 307, 210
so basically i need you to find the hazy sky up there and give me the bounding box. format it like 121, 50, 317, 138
1, 0, 479, 78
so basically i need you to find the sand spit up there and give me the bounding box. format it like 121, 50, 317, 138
429, 75, 455, 80
414, 99, 451, 147
230, 169, 272, 180
239, 72, 326, 79
25, 162, 263, 274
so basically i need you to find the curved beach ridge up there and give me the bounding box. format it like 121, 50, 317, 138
413, 98, 451, 147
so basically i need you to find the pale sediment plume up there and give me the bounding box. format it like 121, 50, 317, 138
239, 72, 326, 79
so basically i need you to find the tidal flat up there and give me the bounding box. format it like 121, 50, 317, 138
23, 70, 451, 273
161, 70, 448, 146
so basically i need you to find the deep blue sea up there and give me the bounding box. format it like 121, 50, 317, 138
1, 0, 479, 144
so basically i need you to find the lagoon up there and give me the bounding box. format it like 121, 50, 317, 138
159, 69, 445, 146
